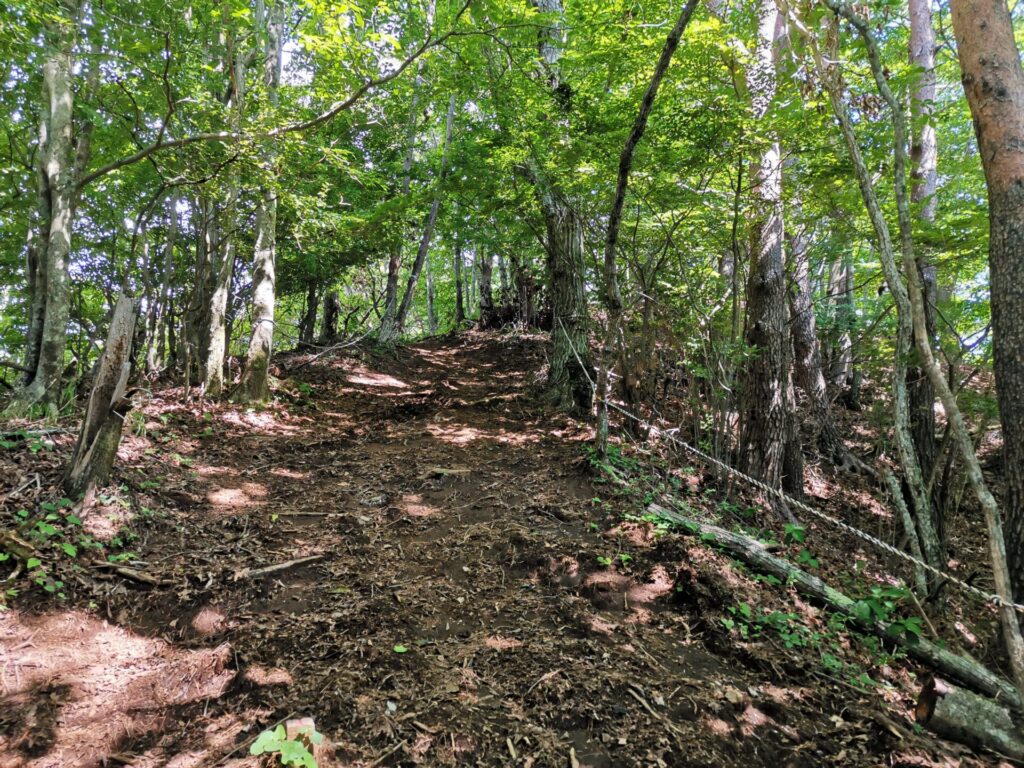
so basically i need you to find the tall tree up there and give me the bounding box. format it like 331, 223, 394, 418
235, 0, 285, 403
736, 0, 801, 497
949, 0, 1024, 600
10, 0, 79, 413
908, 0, 939, 482
530, 0, 592, 415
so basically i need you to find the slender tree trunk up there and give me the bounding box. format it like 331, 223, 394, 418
22, 101, 52, 385
908, 0, 939, 481
236, 0, 284, 403
298, 281, 318, 345
320, 291, 339, 342
828, 252, 854, 389
737, 0, 801, 497
379, 0, 436, 343
202, 15, 245, 396
497, 250, 509, 306
949, 0, 1024, 603
454, 239, 465, 325
11, 0, 78, 413
147, 196, 178, 372
478, 250, 495, 324
426, 258, 438, 333
394, 94, 456, 335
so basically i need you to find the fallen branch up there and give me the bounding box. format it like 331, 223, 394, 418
234, 554, 325, 580
650, 504, 1022, 710
916, 676, 1024, 760
92, 562, 174, 586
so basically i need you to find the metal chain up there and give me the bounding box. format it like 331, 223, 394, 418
555, 319, 1024, 615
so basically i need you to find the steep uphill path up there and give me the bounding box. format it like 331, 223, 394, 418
0, 332, 992, 767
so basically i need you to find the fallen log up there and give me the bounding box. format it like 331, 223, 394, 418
916, 677, 1024, 761
648, 504, 1022, 710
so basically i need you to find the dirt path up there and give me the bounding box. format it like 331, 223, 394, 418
0, 333, 990, 767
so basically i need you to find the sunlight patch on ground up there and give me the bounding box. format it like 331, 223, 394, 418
191, 607, 227, 636
220, 409, 301, 436
208, 482, 268, 510
0, 611, 235, 767
346, 372, 409, 388
401, 493, 438, 518
425, 423, 540, 446
269, 467, 310, 481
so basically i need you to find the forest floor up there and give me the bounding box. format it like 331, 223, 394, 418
0, 331, 1012, 767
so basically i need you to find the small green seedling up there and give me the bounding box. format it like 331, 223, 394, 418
250, 723, 323, 768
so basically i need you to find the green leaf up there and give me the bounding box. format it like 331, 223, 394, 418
393, 644, 408, 653
26, 557, 42, 569
61, 542, 78, 557
250, 725, 287, 755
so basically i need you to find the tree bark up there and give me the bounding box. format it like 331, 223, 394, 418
949, 0, 1024, 604
235, 0, 285, 403
531, 0, 593, 415
11, 0, 79, 413
426, 258, 438, 333
320, 291, 340, 342
478, 250, 495, 325
916, 677, 1024, 761
454, 239, 466, 325
908, 0, 939, 483
788, 205, 846, 465
64, 295, 138, 497
737, 0, 801, 498
146, 195, 178, 373
298, 281, 318, 345
201, 11, 246, 396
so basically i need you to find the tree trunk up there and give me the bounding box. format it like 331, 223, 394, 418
816, 0, 1024, 705
147, 195, 178, 373
544, 197, 593, 414
201, 16, 245, 396
478, 250, 495, 325
235, 0, 284, 404
827, 252, 854, 390
298, 281, 318, 345
454, 240, 465, 325
949, 0, 1024, 603
64, 295, 137, 497
320, 291, 340, 342
530, 0, 592, 415
426, 259, 438, 334
11, 0, 78, 413
394, 94, 456, 336
908, 0, 939, 483
379, 0, 436, 343
737, 0, 800, 498
916, 677, 1024, 760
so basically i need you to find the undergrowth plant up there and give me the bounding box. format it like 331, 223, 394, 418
251, 723, 324, 768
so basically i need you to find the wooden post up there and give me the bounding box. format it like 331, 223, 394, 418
63, 294, 138, 497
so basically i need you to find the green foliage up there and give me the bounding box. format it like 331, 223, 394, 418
250, 723, 324, 768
